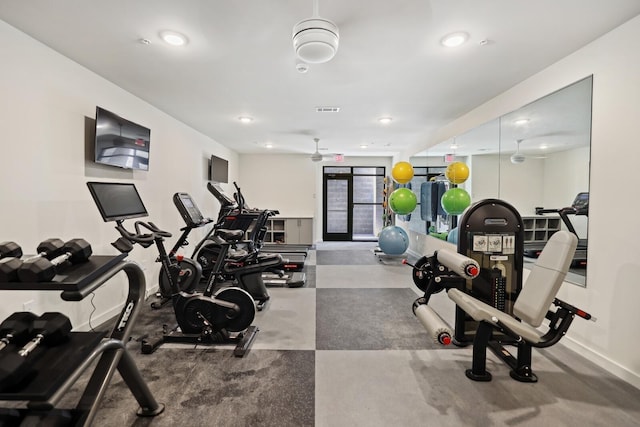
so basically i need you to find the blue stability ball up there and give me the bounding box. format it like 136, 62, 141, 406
378, 225, 410, 255
447, 227, 459, 244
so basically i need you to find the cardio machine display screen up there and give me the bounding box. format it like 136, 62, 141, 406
87, 181, 149, 222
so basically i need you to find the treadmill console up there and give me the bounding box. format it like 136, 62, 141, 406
572, 192, 589, 215
173, 192, 205, 228
207, 182, 237, 208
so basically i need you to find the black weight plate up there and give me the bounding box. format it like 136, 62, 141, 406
412, 256, 435, 292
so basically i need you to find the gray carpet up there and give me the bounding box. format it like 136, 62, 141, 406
316, 288, 437, 350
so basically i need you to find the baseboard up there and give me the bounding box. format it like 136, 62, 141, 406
562, 336, 640, 390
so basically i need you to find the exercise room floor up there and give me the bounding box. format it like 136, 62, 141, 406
86, 242, 640, 427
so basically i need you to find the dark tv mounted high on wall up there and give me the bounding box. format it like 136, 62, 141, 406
210, 155, 229, 183
94, 107, 151, 171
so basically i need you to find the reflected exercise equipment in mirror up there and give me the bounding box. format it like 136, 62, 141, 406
409, 75, 592, 287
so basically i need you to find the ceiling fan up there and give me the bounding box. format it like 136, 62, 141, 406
311, 138, 324, 162
510, 139, 547, 164
292, 0, 339, 64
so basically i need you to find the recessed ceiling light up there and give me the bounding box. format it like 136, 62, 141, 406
238, 116, 253, 124
160, 30, 188, 46
514, 118, 530, 126
265, 143, 273, 149
440, 32, 469, 48
360, 144, 368, 149
539, 144, 548, 150
378, 117, 392, 125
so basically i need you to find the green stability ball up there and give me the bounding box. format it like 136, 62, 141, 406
389, 188, 417, 215
441, 188, 471, 215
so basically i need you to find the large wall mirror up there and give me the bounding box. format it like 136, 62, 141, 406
410, 76, 592, 287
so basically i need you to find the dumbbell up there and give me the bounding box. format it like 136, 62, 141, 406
0, 312, 71, 390
0, 241, 23, 259
17, 239, 92, 283
0, 312, 38, 351
0, 238, 65, 282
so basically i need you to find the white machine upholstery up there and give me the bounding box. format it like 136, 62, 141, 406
448, 231, 578, 344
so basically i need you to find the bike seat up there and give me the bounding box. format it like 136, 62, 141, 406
216, 229, 244, 242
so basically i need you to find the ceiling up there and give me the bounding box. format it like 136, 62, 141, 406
1, 1, 639, 158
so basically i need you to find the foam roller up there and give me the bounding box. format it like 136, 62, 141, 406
413, 303, 452, 345
436, 249, 480, 279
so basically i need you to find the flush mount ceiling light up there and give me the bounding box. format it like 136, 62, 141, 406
378, 117, 393, 125
160, 30, 188, 46
440, 31, 469, 48
514, 118, 530, 126
293, 0, 339, 64
238, 116, 253, 124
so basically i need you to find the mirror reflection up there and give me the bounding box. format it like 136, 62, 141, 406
408, 76, 592, 286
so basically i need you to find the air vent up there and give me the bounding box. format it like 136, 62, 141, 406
315, 106, 340, 113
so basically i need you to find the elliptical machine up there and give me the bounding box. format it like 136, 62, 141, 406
169, 190, 284, 310
87, 181, 258, 356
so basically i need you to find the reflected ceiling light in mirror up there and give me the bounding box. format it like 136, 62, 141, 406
378, 117, 393, 125
440, 32, 469, 48
160, 30, 188, 46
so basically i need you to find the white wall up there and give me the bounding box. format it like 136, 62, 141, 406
238, 155, 392, 242
402, 15, 640, 388
238, 154, 317, 218
0, 21, 238, 329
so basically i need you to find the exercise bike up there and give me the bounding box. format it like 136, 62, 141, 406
86, 181, 258, 356
161, 190, 284, 310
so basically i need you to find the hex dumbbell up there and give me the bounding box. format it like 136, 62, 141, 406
0, 312, 38, 352
0, 241, 23, 259
0, 312, 72, 390
0, 238, 65, 282
17, 239, 92, 283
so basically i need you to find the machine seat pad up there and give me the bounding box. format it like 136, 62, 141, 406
448, 288, 544, 344
216, 229, 244, 242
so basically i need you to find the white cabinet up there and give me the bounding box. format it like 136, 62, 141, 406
265, 217, 313, 244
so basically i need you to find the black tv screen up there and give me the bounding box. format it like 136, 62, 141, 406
210, 155, 229, 183
86, 181, 149, 222
95, 107, 150, 171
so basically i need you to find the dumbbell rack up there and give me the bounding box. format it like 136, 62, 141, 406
0, 254, 164, 426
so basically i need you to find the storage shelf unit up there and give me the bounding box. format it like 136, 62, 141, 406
265, 217, 313, 244
522, 216, 561, 243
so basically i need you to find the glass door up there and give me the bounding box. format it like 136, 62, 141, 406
323, 173, 352, 241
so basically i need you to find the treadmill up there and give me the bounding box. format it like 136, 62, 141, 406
526, 192, 588, 267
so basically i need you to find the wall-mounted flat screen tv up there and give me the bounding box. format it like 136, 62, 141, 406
210, 155, 229, 183
95, 107, 150, 171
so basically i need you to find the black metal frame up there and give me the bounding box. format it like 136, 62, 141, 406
0, 256, 164, 425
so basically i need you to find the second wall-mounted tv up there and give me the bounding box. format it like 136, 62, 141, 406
95, 107, 151, 171
210, 155, 229, 183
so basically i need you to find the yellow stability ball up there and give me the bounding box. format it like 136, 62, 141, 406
445, 161, 470, 184
391, 161, 414, 184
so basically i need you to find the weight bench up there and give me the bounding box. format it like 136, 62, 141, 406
410, 230, 595, 382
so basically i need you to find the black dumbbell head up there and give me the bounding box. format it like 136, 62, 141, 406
0, 312, 37, 346
64, 239, 92, 263
0, 257, 22, 282
0, 241, 22, 259
0, 351, 30, 389
17, 257, 57, 282
36, 238, 64, 258
31, 312, 72, 345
